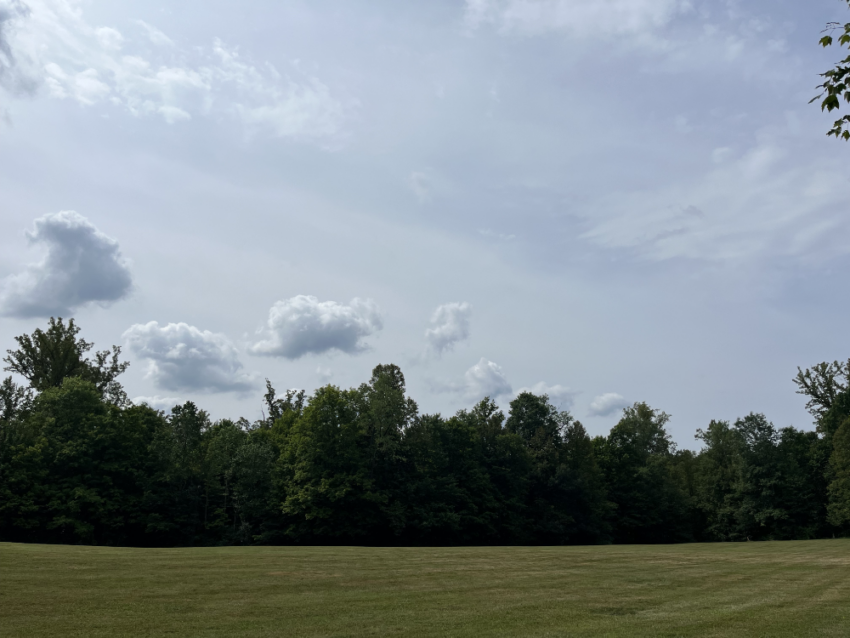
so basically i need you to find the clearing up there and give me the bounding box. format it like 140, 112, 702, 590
1, 540, 848, 637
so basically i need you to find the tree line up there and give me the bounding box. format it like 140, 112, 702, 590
1, 318, 849, 547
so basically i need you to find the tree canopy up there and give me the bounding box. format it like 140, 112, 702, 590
1, 318, 848, 546
3, 317, 129, 405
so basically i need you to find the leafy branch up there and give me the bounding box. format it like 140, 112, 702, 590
812, 14, 850, 140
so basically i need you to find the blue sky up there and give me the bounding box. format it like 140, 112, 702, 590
1, 0, 848, 445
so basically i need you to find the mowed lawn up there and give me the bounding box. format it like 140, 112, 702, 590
1, 540, 848, 637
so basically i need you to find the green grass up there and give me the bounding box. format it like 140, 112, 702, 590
1, 540, 848, 637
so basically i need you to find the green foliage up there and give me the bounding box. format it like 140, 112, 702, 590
0, 376, 33, 426
0, 378, 158, 545
279, 384, 381, 541
827, 417, 850, 530
506, 392, 610, 544
597, 402, 693, 544
694, 420, 742, 540
793, 360, 850, 421
403, 409, 505, 543
0, 319, 842, 546
694, 414, 828, 541
812, 4, 850, 140
2, 317, 130, 405
260, 378, 304, 428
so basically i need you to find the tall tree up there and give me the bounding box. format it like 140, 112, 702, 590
402, 411, 499, 543
559, 418, 612, 543
360, 364, 417, 538
3, 317, 129, 405
599, 402, 692, 543
457, 398, 531, 543
279, 384, 380, 542
694, 420, 744, 541
0, 378, 157, 545
793, 360, 850, 421
200, 418, 247, 540
506, 392, 610, 544
725, 414, 825, 540
827, 417, 850, 530
143, 402, 210, 546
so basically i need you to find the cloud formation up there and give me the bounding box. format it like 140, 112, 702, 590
588, 392, 630, 417
579, 140, 850, 265
249, 295, 383, 359
516, 382, 578, 409
464, 358, 512, 399
3, 1, 351, 138
425, 302, 471, 354
135, 20, 173, 47
123, 321, 255, 393
0, 0, 37, 95
465, 0, 685, 38
0, 211, 132, 318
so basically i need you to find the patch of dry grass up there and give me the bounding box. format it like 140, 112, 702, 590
1, 540, 848, 637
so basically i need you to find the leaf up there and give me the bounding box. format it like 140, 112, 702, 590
823, 94, 841, 111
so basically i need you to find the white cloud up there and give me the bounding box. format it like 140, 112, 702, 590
249, 295, 383, 359
2, 0, 351, 138
0, 0, 38, 95
464, 358, 512, 398
132, 396, 183, 412
516, 382, 578, 409
123, 321, 256, 393
135, 20, 173, 47
0, 211, 132, 318
588, 392, 629, 417
425, 302, 471, 354
215, 38, 348, 140
465, 0, 686, 38
431, 358, 513, 399
94, 26, 122, 51
579, 139, 850, 265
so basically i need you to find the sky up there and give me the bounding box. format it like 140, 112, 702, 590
1, 0, 849, 446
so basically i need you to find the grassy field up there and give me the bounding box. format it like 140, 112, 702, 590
1, 540, 848, 637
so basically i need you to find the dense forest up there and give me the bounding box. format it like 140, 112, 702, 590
1, 318, 849, 547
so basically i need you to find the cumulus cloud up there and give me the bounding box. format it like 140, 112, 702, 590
516, 382, 578, 409
249, 295, 383, 359
2, 1, 352, 138
465, 0, 686, 39
132, 396, 183, 412
431, 358, 513, 399
464, 358, 512, 399
0, 211, 132, 318
124, 322, 255, 393
425, 302, 471, 354
588, 392, 630, 417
